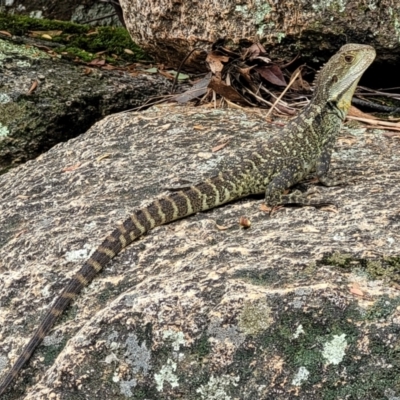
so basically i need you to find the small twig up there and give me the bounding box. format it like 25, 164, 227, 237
170, 47, 205, 94
357, 86, 400, 100
352, 98, 400, 113
265, 69, 301, 119
115, 95, 177, 113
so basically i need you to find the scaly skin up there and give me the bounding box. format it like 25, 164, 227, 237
0, 43, 375, 396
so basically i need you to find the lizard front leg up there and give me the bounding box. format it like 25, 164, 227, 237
316, 140, 345, 187
264, 165, 309, 207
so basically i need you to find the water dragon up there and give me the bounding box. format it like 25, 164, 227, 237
0, 43, 376, 396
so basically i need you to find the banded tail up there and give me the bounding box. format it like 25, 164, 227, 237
0, 172, 248, 395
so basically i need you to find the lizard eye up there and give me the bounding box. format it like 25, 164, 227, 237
344, 55, 354, 63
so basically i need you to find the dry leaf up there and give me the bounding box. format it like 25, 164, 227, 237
83, 67, 93, 75
62, 163, 81, 172
27, 80, 38, 95
216, 224, 228, 230
289, 67, 310, 91
208, 77, 247, 105
347, 115, 400, 132
96, 153, 111, 162
124, 49, 134, 55
0, 30, 12, 37
302, 226, 320, 233
158, 70, 176, 80
193, 125, 206, 130
246, 43, 268, 60
88, 58, 106, 66
206, 51, 229, 75
260, 203, 271, 212
256, 65, 286, 87
338, 136, 357, 145
347, 105, 377, 119
211, 141, 229, 152
15, 230, 27, 238
173, 73, 211, 104
349, 283, 364, 297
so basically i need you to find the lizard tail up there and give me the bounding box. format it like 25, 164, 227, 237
0, 175, 237, 395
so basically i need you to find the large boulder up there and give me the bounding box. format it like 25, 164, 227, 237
121, 0, 400, 69
0, 105, 399, 399
0, 38, 171, 173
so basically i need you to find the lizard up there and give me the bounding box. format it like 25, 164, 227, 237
0, 43, 375, 396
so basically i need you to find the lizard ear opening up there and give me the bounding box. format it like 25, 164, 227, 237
331, 75, 338, 84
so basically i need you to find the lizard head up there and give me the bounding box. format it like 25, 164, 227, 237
313, 44, 376, 113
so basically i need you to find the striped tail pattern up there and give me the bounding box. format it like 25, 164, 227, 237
0, 171, 256, 396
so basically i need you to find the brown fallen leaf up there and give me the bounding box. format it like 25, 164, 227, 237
260, 204, 271, 212
88, 58, 106, 66
0, 30, 12, 37
62, 163, 81, 172
173, 73, 211, 103
83, 67, 93, 75
27, 80, 38, 95
15, 230, 28, 238
349, 283, 364, 297
208, 76, 248, 105
347, 115, 400, 132
289, 66, 310, 91
206, 51, 229, 75
244, 43, 271, 63
159, 70, 178, 80
216, 224, 229, 231
256, 64, 286, 87
211, 141, 229, 152
347, 105, 378, 119
302, 226, 320, 233
338, 136, 357, 146
96, 153, 111, 162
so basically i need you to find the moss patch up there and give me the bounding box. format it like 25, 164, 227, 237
0, 13, 146, 63
320, 252, 400, 285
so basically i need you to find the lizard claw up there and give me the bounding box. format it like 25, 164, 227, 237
269, 205, 283, 216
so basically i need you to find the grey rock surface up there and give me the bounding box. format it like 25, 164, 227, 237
0, 104, 399, 399
0, 38, 171, 173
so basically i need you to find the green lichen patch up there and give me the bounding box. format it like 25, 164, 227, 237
365, 295, 400, 321
221, 292, 400, 398
320, 252, 400, 285
231, 267, 283, 286
41, 336, 69, 366
238, 299, 273, 335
